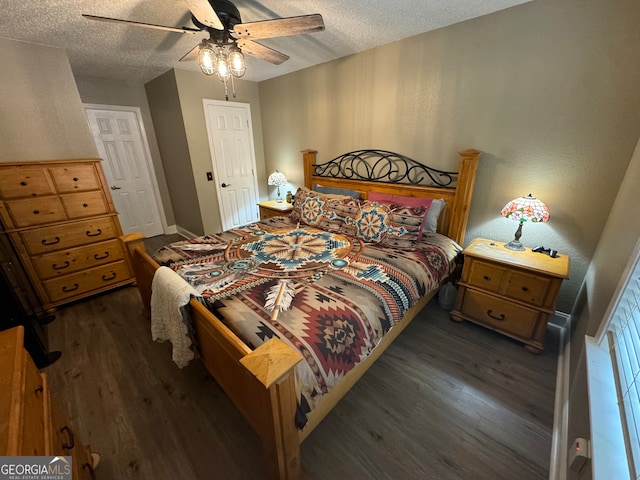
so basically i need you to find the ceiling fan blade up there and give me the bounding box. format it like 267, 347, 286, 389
232, 14, 324, 40
179, 44, 202, 62
82, 14, 201, 34
184, 0, 224, 30
237, 40, 289, 65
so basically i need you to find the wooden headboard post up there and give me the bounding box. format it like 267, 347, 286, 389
301, 149, 317, 189
448, 149, 481, 245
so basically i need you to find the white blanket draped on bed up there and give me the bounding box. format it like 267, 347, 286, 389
150, 266, 201, 368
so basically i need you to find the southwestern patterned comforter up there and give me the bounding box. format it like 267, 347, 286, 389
152, 215, 461, 427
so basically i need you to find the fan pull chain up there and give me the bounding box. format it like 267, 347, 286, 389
223, 78, 229, 101
231, 75, 237, 99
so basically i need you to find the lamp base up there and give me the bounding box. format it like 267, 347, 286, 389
504, 239, 526, 251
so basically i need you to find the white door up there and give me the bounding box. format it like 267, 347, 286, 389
204, 100, 259, 230
84, 105, 165, 237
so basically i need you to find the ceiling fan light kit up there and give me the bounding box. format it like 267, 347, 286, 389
84, 0, 324, 99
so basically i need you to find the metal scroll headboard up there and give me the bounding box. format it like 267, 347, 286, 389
311, 149, 457, 187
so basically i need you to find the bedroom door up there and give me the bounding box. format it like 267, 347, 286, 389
203, 100, 260, 230
84, 105, 165, 237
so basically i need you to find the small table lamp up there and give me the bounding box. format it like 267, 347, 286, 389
501, 194, 549, 251
268, 170, 287, 202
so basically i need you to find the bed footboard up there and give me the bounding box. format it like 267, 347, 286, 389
120, 234, 303, 479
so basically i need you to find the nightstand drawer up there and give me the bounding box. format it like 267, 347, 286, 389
459, 289, 539, 339
466, 259, 507, 294
505, 270, 552, 307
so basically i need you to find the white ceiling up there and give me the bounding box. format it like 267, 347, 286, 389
0, 0, 532, 84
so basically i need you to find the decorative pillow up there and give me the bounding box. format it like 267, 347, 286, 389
367, 192, 433, 239
312, 184, 361, 199
423, 198, 446, 233
348, 201, 392, 243
291, 187, 326, 226
291, 187, 359, 236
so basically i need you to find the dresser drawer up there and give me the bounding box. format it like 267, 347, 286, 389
32, 239, 126, 279
458, 289, 539, 339
62, 191, 109, 219
21, 217, 119, 255
504, 270, 552, 307
466, 259, 507, 294
49, 165, 101, 193
20, 356, 47, 456
42, 260, 131, 302
5, 196, 66, 227
0, 167, 54, 198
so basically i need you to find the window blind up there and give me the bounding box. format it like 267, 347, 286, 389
607, 250, 640, 480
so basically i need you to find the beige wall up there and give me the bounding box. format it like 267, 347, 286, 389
145, 68, 265, 235
258, 0, 640, 313
566, 137, 640, 479
74, 76, 175, 226
0, 38, 97, 162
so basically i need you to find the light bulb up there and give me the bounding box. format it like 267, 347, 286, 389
198, 42, 216, 76
228, 46, 246, 78
213, 48, 230, 81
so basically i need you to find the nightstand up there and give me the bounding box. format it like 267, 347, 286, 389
258, 200, 294, 220
450, 238, 569, 353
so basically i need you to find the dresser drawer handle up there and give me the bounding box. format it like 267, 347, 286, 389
62, 283, 79, 292
521, 286, 529, 292
53, 261, 70, 270
102, 272, 116, 281
60, 426, 75, 450
42, 237, 61, 246
486, 309, 505, 321
73, 177, 79, 182
34, 384, 43, 395
33, 209, 40, 214
483, 275, 491, 281
94, 252, 110, 260
20, 181, 27, 186
83, 203, 89, 207
86, 228, 102, 237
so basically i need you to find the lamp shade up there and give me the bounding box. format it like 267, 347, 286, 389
501, 194, 549, 224
500, 194, 549, 250
268, 170, 287, 202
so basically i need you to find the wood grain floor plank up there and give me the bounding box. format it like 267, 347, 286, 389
43, 286, 558, 479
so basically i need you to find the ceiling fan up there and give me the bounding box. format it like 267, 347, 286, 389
83, 0, 324, 93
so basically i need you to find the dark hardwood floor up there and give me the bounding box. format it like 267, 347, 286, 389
43, 269, 558, 479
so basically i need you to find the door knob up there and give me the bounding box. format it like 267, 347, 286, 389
221, 183, 231, 188
111, 185, 121, 190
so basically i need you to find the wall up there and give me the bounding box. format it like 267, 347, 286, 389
74, 76, 175, 227
0, 38, 97, 162
566, 137, 640, 479
146, 68, 265, 235
257, 0, 640, 313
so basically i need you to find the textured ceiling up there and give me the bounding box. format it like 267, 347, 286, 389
0, 0, 532, 84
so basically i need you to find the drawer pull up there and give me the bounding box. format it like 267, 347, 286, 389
521, 286, 529, 292
73, 177, 79, 182
60, 426, 75, 450
42, 237, 61, 246
83, 462, 96, 480
94, 252, 110, 260
20, 181, 27, 186
33, 209, 40, 214
86, 228, 102, 237
102, 272, 116, 281
83, 202, 89, 207
34, 384, 43, 395
62, 283, 79, 292
486, 309, 505, 321
52, 261, 70, 270
483, 275, 491, 281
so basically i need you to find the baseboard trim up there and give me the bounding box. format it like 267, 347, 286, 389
549, 311, 571, 480
176, 225, 197, 239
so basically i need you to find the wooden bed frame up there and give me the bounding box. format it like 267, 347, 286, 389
121, 148, 480, 479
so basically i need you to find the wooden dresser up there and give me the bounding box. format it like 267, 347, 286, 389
0, 326, 96, 478
450, 238, 569, 353
0, 159, 134, 310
